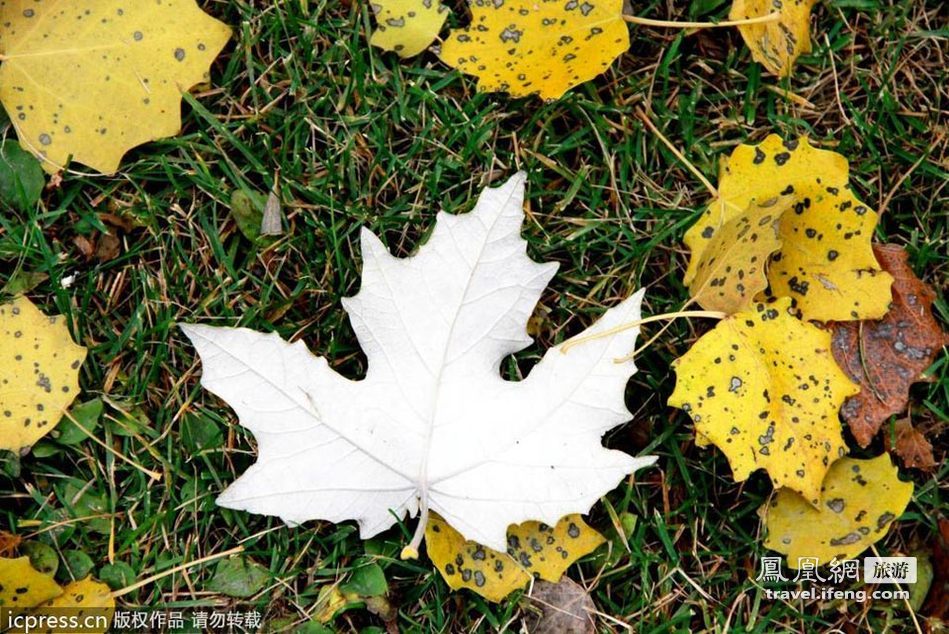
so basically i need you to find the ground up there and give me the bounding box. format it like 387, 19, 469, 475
0, 0, 946, 632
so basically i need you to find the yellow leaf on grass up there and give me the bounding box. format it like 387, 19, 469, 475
370, 0, 449, 58
438, 0, 629, 100
426, 512, 605, 602
0, 296, 86, 453
313, 586, 348, 624
0, 557, 62, 608
34, 578, 114, 633
687, 196, 788, 314
0, 0, 231, 174
729, 0, 818, 77
761, 454, 913, 567
669, 297, 859, 505
683, 136, 892, 322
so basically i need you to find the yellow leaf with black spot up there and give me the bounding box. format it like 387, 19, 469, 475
425, 512, 604, 602
669, 297, 859, 505
687, 196, 788, 314
0, 296, 86, 453
0, 557, 62, 608
729, 0, 817, 77
683, 136, 892, 322
438, 0, 629, 100
32, 578, 114, 633
370, 0, 449, 58
761, 454, 913, 567
0, 0, 231, 175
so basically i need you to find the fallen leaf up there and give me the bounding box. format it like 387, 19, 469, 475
761, 454, 913, 567
669, 297, 858, 505
525, 577, 596, 634
95, 233, 121, 263
425, 512, 604, 602
73, 235, 97, 260
887, 418, 937, 471
260, 190, 284, 236
370, 0, 449, 58
438, 0, 629, 100
0, 532, 21, 557
683, 136, 893, 322
35, 578, 114, 633
0, 0, 231, 174
0, 296, 87, 453
183, 172, 657, 552
831, 243, 948, 447
686, 196, 787, 314
0, 556, 62, 607
729, 0, 817, 77
229, 189, 265, 242
313, 586, 349, 623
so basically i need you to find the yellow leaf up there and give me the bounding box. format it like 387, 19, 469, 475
313, 585, 348, 623
34, 578, 115, 633
0, 557, 62, 608
669, 297, 859, 505
0, 0, 231, 174
687, 196, 788, 314
425, 512, 605, 602
438, 0, 629, 100
370, 0, 449, 58
683, 136, 892, 322
0, 296, 86, 453
761, 454, 913, 567
729, 0, 817, 77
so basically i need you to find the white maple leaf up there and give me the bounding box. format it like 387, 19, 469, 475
181, 173, 657, 553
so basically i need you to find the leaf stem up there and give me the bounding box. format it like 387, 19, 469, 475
401, 499, 429, 560
560, 310, 726, 354
623, 13, 782, 28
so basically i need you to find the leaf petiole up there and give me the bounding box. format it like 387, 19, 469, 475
623, 13, 782, 29
401, 500, 430, 560
560, 310, 726, 355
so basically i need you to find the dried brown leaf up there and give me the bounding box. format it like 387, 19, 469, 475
831, 244, 948, 446
526, 577, 596, 634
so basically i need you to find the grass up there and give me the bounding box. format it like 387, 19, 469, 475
0, 0, 946, 631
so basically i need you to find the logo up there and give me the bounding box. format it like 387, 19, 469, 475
864, 557, 917, 584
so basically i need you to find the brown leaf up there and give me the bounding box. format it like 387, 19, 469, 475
98, 213, 137, 234
0, 531, 21, 557
886, 418, 937, 471
73, 234, 95, 259
95, 233, 121, 263
525, 578, 596, 634
830, 244, 948, 447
